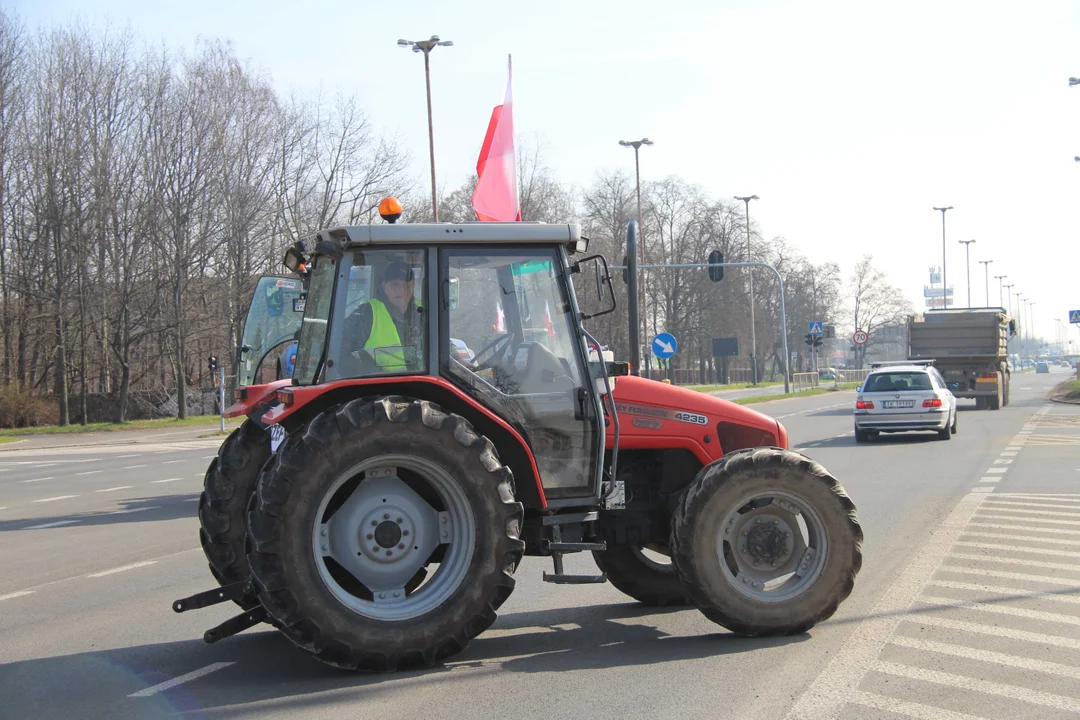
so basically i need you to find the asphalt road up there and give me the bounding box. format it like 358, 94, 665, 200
1, 368, 1078, 719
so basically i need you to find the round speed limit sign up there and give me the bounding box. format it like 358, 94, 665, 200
852, 330, 869, 345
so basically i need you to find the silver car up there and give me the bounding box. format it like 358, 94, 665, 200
854, 363, 957, 442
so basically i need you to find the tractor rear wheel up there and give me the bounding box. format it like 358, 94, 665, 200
670, 448, 862, 636
198, 419, 271, 609
592, 545, 688, 607
247, 397, 524, 671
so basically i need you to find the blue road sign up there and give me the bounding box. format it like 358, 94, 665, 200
1071, 310, 1080, 324
809, 321, 824, 335
652, 332, 678, 359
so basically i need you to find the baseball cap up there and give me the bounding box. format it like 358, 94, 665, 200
383, 261, 414, 282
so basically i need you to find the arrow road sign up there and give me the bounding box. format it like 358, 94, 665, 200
1071, 310, 1080, 324
652, 332, 678, 359
853, 330, 869, 345
809, 321, 824, 335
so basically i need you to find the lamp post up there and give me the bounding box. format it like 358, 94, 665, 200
735, 195, 761, 384
978, 260, 993, 307
1030, 301, 1037, 354
958, 239, 975, 307
398, 35, 454, 221
994, 275, 1006, 308
619, 138, 653, 374
933, 206, 954, 308
1003, 283, 1015, 354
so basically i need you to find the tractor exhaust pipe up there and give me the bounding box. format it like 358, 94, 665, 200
626, 220, 641, 376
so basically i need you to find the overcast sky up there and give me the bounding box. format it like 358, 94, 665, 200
14, 0, 1080, 347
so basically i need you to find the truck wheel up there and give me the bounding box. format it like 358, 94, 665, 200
247, 397, 524, 671
593, 545, 688, 607
198, 419, 271, 608
670, 448, 862, 636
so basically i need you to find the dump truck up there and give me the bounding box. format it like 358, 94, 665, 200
907, 308, 1015, 410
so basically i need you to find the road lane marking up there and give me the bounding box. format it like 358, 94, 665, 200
985, 467, 1007, 474
123, 464, 147, 469
193, 474, 203, 477
889, 635, 1080, 680
161, 460, 185, 465
941, 565, 1080, 587
978, 477, 999, 483
918, 594, 1080, 626
978, 506, 1080, 519
1000, 451, 1017, 457
993, 459, 1012, 464
0, 590, 34, 601
183, 498, 199, 502
87, 560, 157, 577
115, 455, 141, 459
963, 531, 1080, 547
23, 520, 77, 529
75, 470, 103, 476
150, 478, 179, 484
954, 540, 1080, 558
783, 492, 986, 720
968, 521, 1080, 536
0, 506, 6, 511
96, 486, 132, 492
985, 499, 1080, 510
201, 455, 216, 459
970, 487, 994, 493
950, 552, 1080, 572
849, 690, 990, 720
109, 506, 160, 515
873, 660, 1080, 713
20, 477, 54, 483
128, 662, 234, 698
33, 495, 78, 503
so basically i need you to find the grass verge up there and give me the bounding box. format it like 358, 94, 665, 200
0, 436, 23, 444
733, 383, 859, 405
691, 381, 784, 393
0, 414, 241, 437
1055, 379, 1080, 402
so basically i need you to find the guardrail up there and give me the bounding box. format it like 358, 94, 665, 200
836, 369, 871, 385
792, 372, 820, 392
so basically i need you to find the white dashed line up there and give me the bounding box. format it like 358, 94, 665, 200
96, 486, 132, 493
985, 467, 1007, 474
128, 662, 234, 698
33, 495, 78, 503
123, 464, 147, 469
115, 455, 141, 459
183, 498, 199, 502
150, 478, 179, 484
201, 455, 216, 460
109, 506, 160, 515
978, 477, 999, 483
76, 470, 102, 476
993, 459, 1012, 464
87, 560, 157, 577
20, 477, 53, 483
161, 460, 185, 465
0, 590, 34, 601
970, 486, 995, 493
23, 520, 77, 529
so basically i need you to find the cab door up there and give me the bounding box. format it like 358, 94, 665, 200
237, 276, 305, 386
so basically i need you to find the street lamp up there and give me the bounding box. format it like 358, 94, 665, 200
993, 275, 1006, 308
398, 35, 454, 221
958, 239, 975, 307
933, 207, 954, 309
619, 138, 654, 374
735, 194, 761, 384
978, 260, 993, 307
1029, 301, 1037, 353
1003, 283, 1015, 353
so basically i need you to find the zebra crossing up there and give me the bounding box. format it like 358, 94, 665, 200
790, 492, 1080, 719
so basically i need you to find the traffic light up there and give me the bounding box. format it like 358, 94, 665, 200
707, 250, 724, 282
813, 336, 823, 348
804, 334, 814, 347
208, 355, 218, 373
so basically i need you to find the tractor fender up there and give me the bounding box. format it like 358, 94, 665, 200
224, 379, 291, 420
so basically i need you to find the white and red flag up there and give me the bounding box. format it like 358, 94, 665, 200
472, 55, 520, 222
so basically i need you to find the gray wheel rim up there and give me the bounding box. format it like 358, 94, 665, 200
630, 545, 675, 574
312, 454, 475, 621
716, 489, 828, 603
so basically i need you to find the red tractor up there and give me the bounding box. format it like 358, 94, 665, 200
176, 219, 862, 671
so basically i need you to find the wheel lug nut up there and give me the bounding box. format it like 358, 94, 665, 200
372, 546, 379, 552
398, 543, 405, 549
386, 550, 393, 556
396, 517, 403, 524
383, 513, 390, 520
402, 530, 409, 536
371, 521, 378, 527
366, 533, 374, 540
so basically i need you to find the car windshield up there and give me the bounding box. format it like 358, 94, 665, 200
863, 371, 933, 392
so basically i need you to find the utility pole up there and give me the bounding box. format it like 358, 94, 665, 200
978, 260, 993, 307
619, 138, 654, 375
735, 195, 760, 384
993, 275, 1006, 308
398, 35, 454, 221
958, 239, 975, 307
933, 206, 953, 308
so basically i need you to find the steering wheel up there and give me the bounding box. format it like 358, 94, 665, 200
470, 333, 515, 373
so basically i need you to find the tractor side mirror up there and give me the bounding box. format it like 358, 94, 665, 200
574, 255, 616, 320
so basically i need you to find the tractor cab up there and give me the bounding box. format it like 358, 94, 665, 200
236, 275, 306, 386
282, 222, 610, 506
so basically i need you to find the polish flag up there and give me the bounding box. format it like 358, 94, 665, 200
494, 302, 506, 332
544, 300, 555, 337
472, 56, 520, 222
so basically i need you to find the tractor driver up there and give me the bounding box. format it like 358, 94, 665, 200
345, 261, 424, 374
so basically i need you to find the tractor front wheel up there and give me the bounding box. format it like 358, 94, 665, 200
198, 419, 271, 608
670, 448, 862, 636
592, 545, 688, 607
247, 397, 524, 671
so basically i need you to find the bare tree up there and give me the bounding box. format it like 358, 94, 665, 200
849, 254, 912, 368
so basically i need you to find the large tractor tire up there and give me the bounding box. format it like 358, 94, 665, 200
593, 545, 688, 607
198, 419, 272, 609
247, 397, 524, 671
670, 448, 862, 636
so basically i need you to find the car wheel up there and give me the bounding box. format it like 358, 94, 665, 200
854, 428, 868, 443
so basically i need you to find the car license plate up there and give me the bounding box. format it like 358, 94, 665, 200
883, 400, 914, 409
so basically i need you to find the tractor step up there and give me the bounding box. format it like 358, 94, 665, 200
203, 606, 268, 644
544, 541, 607, 552
172, 581, 248, 613
543, 571, 608, 585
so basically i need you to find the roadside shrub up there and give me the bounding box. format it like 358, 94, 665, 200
0, 388, 59, 428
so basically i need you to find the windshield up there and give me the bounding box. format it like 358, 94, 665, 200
292, 256, 336, 385
237, 276, 304, 386
864, 371, 933, 392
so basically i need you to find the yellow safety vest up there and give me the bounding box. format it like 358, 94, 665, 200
363, 298, 415, 371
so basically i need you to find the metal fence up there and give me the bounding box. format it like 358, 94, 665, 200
792, 372, 820, 392
836, 369, 872, 384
